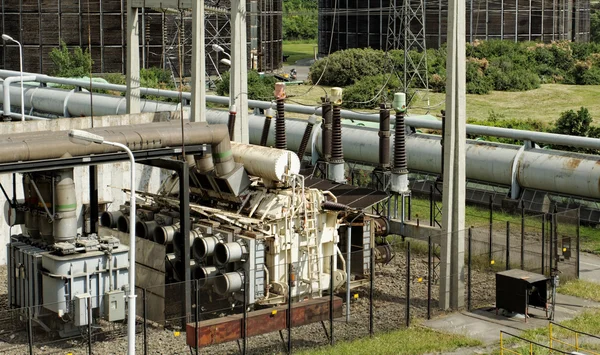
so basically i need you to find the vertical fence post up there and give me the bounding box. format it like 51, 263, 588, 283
553, 206, 558, 270
287, 263, 292, 354
143, 288, 148, 355
27, 307, 33, 355
195, 280, 200, 355
427, 236, 432, 320
521, 203, 525, 270
369, 247, 374, 337
549, 214, 553, 274
408, 195, 412, 221
88, 296, 92, 355
576, 208, 580, 278
429, 185, 434, 227
489, 195, 493, 262
506, 221, 511, 270
406, 242, 411, 328
468, 227, 472, 312
329, 255, 334, 346
243, 270, 248, 355
541, 217, 546, 276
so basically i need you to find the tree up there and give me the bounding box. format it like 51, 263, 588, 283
554, 107, 592, 137
49, 40, 93, 77
592, 7, 600, 43
283, 0, 318, 40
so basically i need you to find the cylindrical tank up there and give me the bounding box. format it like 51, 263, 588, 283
215, 240, 248, 265
230, 143, 301, 182
214, 271, 245, 295
53, 169, 77, 243
317, 0, 589, 56
195, 266, 219, 288
101, 211, 123, 229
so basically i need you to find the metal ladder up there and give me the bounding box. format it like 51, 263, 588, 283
304, 190, 322, 297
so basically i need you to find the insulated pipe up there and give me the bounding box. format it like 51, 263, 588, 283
0, 121, 235, 177
3, 75, 36, 117
214, 271, 244, 295
53, 168, 77, 243
3, 69, 600, 151
101, 211, 124, 229
192, 235, 222, 261
215, 240, 248, 265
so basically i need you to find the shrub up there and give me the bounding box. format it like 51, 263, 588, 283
342, 74, 401, 109
466, 58, 493, 94
554, 107, 592, 137
216, 70, 277, 101
308, 48, 390, 86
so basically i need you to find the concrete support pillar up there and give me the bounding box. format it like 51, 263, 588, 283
230, 0, 249, 143
126, 1, 141, 114
440, 0, 466, 310
190, 0, 206, 122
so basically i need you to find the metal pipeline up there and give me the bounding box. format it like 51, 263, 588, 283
154, 223, 179, 245
172, 227, 201, 256
100, 211, 123, 229
192, 235, 222, 261
117, 215, 130, 233
379, 103, 391, 169
214, 271, 244, 295
215, 240, 248, 265
135, 220, 158, 239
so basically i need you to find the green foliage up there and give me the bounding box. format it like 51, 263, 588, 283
216, 70, 277, 101
554, 107, 592, 137
466, 111, 549, 144
592, 11, 600, 43
309, 48, 390, 87
342, 74, 401, 109
283, 0, 318, 41
49, 40, 93, 77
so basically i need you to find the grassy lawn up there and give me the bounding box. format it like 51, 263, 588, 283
558, 279, 600, 301
407, 84, 600, 123
492, 309, 600, 355
296, 326, 481, 355
282, 41, 318, 64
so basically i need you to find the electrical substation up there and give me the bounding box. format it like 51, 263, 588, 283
0, 0, 596, 353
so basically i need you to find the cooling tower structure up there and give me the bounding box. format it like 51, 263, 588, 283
0, 0, 282, 75
318, 0, 590, 56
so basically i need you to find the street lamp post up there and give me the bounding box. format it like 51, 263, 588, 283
68, 129, 137, 355
2, 34, 24, 121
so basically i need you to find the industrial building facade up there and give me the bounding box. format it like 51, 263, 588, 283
0, 0, 283, 75
318, 0, 590, 56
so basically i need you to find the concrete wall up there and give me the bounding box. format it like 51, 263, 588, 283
0, 112, 175, 265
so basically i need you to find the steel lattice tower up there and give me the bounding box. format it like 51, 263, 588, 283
386, 0, 429, 97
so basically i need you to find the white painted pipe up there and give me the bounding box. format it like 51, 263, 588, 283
2, 75, 36, 117
230, 142, 300, 182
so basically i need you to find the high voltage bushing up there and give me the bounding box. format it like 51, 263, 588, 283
274, 83, 287, 150
297, 114, 317, 160
261, 107, 274, 146
330, 88, 344, 163
379, 103, 391, 169
321, 97, 333, 162
227, 104, 237, 141
393, 94, 408, 173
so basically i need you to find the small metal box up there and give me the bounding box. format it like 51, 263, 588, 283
104, 290, 125, 321
74, 293, 91, 326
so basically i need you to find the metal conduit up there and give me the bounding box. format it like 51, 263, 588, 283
2, 69, 600, 151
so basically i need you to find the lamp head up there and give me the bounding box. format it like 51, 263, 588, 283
220, 58, 231, 67
2, 34, 14, 42
212, 44, 225, 53
68, 129, 105, 146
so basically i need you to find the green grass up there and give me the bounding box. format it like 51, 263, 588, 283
558, 279, 600, 301
282, 41, 318, 64
493, 309, 600, 355
296, 326, 481, 355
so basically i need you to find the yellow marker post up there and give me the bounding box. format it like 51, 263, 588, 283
271, 310, 277, 316
491, 260, 495, 265
353, 293, 359, 300
418, 277, 423, 283
174, 331, 181, 337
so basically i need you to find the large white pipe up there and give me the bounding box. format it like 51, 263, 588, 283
231, 142, 300, 182
2, 75, 36, 116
